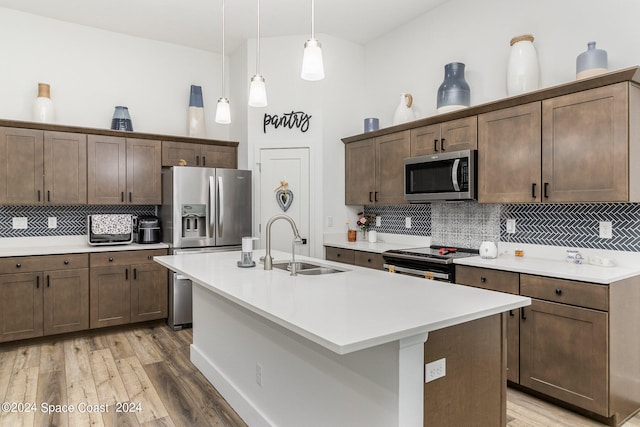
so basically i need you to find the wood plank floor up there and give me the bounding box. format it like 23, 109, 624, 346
1, 323, 639, 427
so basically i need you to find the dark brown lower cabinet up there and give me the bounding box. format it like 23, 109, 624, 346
90, 249, 168, 329
130, 262, 168, 323
520, 299, 608, 415
44, 268, 89, 335
0, 272, 43, 342
324, 245, 384, 270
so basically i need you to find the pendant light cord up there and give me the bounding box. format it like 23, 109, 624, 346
310, 0, 315, 39
256, 0, 261, 74
221, 0, 226, 97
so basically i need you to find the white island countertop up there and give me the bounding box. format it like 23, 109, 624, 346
155, 250, 530, 355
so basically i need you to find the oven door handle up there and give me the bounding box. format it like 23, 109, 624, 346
383, 264, 450, 280
452, 159, 460, 191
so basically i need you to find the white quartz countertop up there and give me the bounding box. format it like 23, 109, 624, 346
323, 232, 430, 253
454, 255, 640, 284
155, 249, 530, 355
0, 236, 169, 257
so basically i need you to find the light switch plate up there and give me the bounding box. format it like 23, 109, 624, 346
12, 217, 28, 229
376, 216, 381, 227
48, 217, 57, 228
405, 217, 412, 228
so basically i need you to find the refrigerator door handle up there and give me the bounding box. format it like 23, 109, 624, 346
209, 175, 216, 238
217, 176, 224, 237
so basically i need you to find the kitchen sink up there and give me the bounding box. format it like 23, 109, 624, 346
272, 261, 347, 275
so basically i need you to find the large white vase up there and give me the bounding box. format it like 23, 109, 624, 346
506, 34, 539, 96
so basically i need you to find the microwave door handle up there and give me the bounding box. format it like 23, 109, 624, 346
217, 176, 223, 238
452, 159, 460, 191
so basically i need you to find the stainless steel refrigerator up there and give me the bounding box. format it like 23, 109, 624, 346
160, 166, 252, 329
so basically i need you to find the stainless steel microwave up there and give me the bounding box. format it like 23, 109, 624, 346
404, 149, 477, 202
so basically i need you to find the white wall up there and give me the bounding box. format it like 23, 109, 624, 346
363, 0, 640, 128
0, 8, 230, 140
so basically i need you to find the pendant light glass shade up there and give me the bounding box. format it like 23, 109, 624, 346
301, 0, 324, 81
301, 39, 325, 81
215, 97, 231, 124
215, 0, 231, 124
249, 74, 268, 107
248, 0, 267, 107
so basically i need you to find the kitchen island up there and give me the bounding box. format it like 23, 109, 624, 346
155, 250, 530, 427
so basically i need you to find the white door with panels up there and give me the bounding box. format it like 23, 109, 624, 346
258, 148, 310, 257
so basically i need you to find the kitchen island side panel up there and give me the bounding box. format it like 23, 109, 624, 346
191, 283, 400, 427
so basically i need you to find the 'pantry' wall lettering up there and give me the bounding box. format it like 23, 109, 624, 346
263, 111, 312, 133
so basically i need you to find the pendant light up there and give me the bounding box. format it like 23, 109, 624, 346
215, 0, 231, 124
248, 0, 268, 107
301, 0, 325, 81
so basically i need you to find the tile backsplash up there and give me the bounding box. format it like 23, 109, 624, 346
0, 205, 156, 238
364, 202, 640, 252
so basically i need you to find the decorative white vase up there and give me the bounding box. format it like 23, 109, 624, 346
393, 93, 416, 125
32, 83, 55, 123
368, 230, 377, 243
506, 34, 539, 96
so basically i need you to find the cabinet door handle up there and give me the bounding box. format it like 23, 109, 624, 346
36, 275, 39, 289
367, 258, 372, 263
544, 182, 549, 198
440, 138, 446, 151
133, 268, 137, 280
374, 192, 378, 202
480, 276, 486, 283
434, 139, 439, 152
64, 260, 69, 265
521, 307, 527, 320
369, 192, 373, 203
202, 156, 206, 166
509, 310, 514, 317
196, 155, 200, 166
16, 263, 21, 268
109, 257, 113, 262
148, 255, 153, 260
125, 268, 128, 280
47, 190, 51, 202
47, 275, 50, 288
337, 253, 341, 258
129, 192, 132, 203
37, 190, 41, 202
555, 288, 562, 295
532, 183, 537, 198
121, 192, 124, 202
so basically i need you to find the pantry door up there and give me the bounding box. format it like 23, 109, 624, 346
258, 148, 310, 257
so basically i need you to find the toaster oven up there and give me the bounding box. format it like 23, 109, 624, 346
87, 214, 134, 245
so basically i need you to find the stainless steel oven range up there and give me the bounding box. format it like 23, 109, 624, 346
382, 246, 479, 283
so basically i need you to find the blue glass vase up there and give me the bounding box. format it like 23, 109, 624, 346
436, 62, 470, 114
111, 106, 133, 131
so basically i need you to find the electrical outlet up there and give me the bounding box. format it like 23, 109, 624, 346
425, 358, 446, 383
405, 217, 412, 228
599, 221, 612, 239
12, 217, 28, 229
376, 216, 381, 227
48, 217, 57, 229
256, 363, 263, 387
506, 219, 516, 234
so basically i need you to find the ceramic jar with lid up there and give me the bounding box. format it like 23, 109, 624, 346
506, 34, 539, 96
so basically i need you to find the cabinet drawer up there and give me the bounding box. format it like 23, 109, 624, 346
354, 251, 384, 270
456, 265, 519, 294
90, 249, 167, 267
325, 247, 355, 264
0, 253, 88, 273
520, 274, 608, 311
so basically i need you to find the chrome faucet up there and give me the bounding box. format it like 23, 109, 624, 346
263, 214, 303, 274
